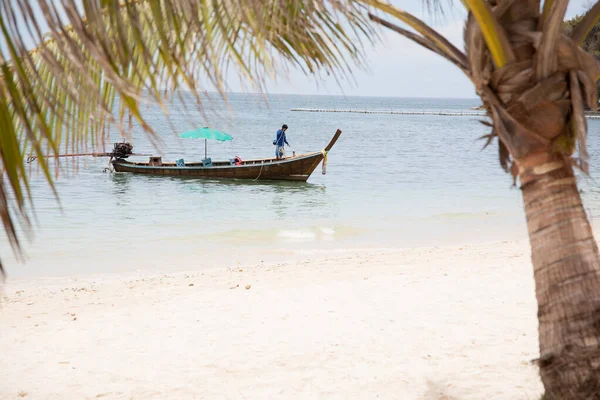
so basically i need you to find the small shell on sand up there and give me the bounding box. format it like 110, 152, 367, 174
245, 285, 251, 290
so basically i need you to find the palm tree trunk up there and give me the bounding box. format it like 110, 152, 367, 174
520, 161, 600, 398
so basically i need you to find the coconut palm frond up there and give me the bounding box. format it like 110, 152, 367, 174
367, 13, 471, 78
363, 0, 468, 70
365, 0, 514, 72
569, 70, 590, 172
462, 0, 514, 68
570, 0, 600, 44
0, 0, 376, 271
541, 0, 556, 25
536, 0, 569, 79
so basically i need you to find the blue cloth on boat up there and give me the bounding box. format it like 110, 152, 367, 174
176, 159, 185, 167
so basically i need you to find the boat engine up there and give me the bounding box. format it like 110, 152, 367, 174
112, 142, 134, 159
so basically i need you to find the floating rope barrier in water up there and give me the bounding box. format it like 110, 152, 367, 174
291, 108, 485, 116
290, 108, 600, 119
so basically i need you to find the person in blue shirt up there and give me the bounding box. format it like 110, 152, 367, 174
274, 124, 290, 159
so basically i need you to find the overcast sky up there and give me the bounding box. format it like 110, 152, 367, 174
240, 0, 593, 98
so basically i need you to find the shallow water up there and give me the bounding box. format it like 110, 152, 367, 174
4, 93, 600, 277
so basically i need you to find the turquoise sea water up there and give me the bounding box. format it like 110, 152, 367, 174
4, 93, 600, 277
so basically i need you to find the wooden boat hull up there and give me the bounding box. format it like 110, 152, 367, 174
112, 129, 341, 182
113, 152, 324, 182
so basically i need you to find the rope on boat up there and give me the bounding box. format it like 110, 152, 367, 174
253, 161, 265, 181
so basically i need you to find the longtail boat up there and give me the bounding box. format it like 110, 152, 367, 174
111, 129, 342, 182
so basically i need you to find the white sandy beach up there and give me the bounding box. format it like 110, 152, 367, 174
0, 240, 543, 399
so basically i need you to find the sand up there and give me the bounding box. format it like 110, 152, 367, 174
0, 240, 543, 399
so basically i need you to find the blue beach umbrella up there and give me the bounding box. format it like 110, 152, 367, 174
180, 127, 233, 159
